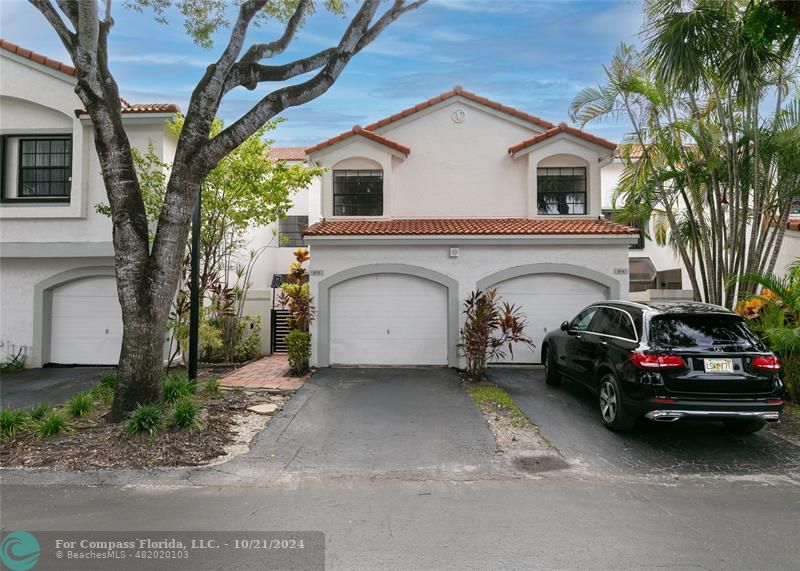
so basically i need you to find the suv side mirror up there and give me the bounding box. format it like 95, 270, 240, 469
560, 321, 570, 332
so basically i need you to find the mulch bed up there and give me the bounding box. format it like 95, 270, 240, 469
0, 392, 264, 471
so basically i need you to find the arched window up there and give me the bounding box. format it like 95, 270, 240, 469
332, 158, 383, 216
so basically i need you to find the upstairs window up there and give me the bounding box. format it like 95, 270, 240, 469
1, 135, 72, 202
333, 169, 383, 216
537, 167, 586, 215
278, 215, 309, 248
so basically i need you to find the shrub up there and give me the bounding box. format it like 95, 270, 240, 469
124, 404, 163, 436
37, 412, 68, 438
90, 384, 114, 406
285, 329, 311, 376
98, 372, 116, 390
459, 289, 535, 382
67, 392, 94, 418
29, 402, 50, 422
171, 398, 200, 429
0, 407, 28, 440
162, 374, 197, 403
202, 378, 222, 397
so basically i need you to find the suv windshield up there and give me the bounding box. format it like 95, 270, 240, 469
648, 314, 764, 351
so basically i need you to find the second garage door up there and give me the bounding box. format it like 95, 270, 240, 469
330, 273, 448, 366
492, 273, 608, 364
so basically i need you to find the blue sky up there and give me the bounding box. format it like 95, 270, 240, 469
0, 0, 645, 147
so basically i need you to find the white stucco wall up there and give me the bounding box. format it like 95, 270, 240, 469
309, 97, 614, 221
307, 239, 631, 367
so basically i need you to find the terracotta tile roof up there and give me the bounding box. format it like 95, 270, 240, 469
305, 125, 410, 156
0, 38, 76, 76
788, 219, 800, 232
509, 123, 617, 155
304, 218, 639, 237
269, 147, 307, 161
364, 86, 556, 131
75, 100, 180, 117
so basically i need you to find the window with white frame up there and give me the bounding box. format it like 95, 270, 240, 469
537, 167, 586, 215
1, 135, 73, 202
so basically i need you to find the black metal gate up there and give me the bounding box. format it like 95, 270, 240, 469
270, 308, 291, 353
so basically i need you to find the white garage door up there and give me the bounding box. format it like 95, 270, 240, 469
492, 273, 608, 363
330, 274, 448, 365
50, 276, 123, 365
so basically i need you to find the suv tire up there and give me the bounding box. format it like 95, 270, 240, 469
544, 346, 561, 387
598, 373, 635, 431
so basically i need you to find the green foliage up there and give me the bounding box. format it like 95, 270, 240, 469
90, 384, 115, 406
459, 289, 535, 382
37, 412, 68, 439
99, 372, 117, 390
162, 374, 197, 403
28, 403, 50, 422
171, 398, 201, 429
124, 404, 163, 437
67, 392, 94, 418
285, 329, 311, 376
735, 259, 800, 401
0, 349, 26, 374
202, 378, 223, 397
0, 407, 28, 440
279, 248, 315, 331
571, 0, 800, 307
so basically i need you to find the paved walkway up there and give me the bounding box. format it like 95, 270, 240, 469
219, 354, 309, 391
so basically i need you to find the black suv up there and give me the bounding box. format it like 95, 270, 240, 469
541, 301, 784, 433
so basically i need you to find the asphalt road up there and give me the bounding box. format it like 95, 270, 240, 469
491, 368, 800, 478
2, 367, 800, 570
1, 367, 114, 409
4, 478, 799, 570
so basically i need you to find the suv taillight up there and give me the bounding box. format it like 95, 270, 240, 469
752, 355, 781, 372
631, 353, 686, 370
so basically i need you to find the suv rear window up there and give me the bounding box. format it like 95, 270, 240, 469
648, 314, 764, 351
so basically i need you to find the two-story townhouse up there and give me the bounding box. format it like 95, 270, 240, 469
0, 40, 178, 368
302, 87, 639, 368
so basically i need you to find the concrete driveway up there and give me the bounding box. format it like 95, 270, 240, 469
0, 367, 113, 409
222, 367, 500, 482
492, 368, 800, 478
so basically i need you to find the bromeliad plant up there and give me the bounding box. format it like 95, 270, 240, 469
459, 289, 535, 383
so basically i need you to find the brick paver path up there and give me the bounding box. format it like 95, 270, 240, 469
220, 354, 310, 391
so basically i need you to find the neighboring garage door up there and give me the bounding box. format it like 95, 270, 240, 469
492, 273, 608, 364
330, 273, 448, 365
49, 276, 123, 365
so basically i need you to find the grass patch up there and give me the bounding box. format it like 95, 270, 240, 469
124, 404, 163, 437
67, 392, 94, 418
171, 398, 201, 429
465, 384, 530, 428
37, 412, 69, 438
98, 372, 116, 390
163, 374, 197, 403
28, 402, 51, 422
0, 407, 28, 440
202, 377, 222, 398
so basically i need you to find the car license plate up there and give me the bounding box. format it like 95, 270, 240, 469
704, 358, 733, 373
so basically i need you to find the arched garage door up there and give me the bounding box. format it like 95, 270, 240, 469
330, 274, 448, 365
50, 276, 123, 365
492, 273, 608, 364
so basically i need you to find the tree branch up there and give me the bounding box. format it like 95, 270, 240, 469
203, 0, 426, 168
240, 0, 312, 63
28, 0, 76, 51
